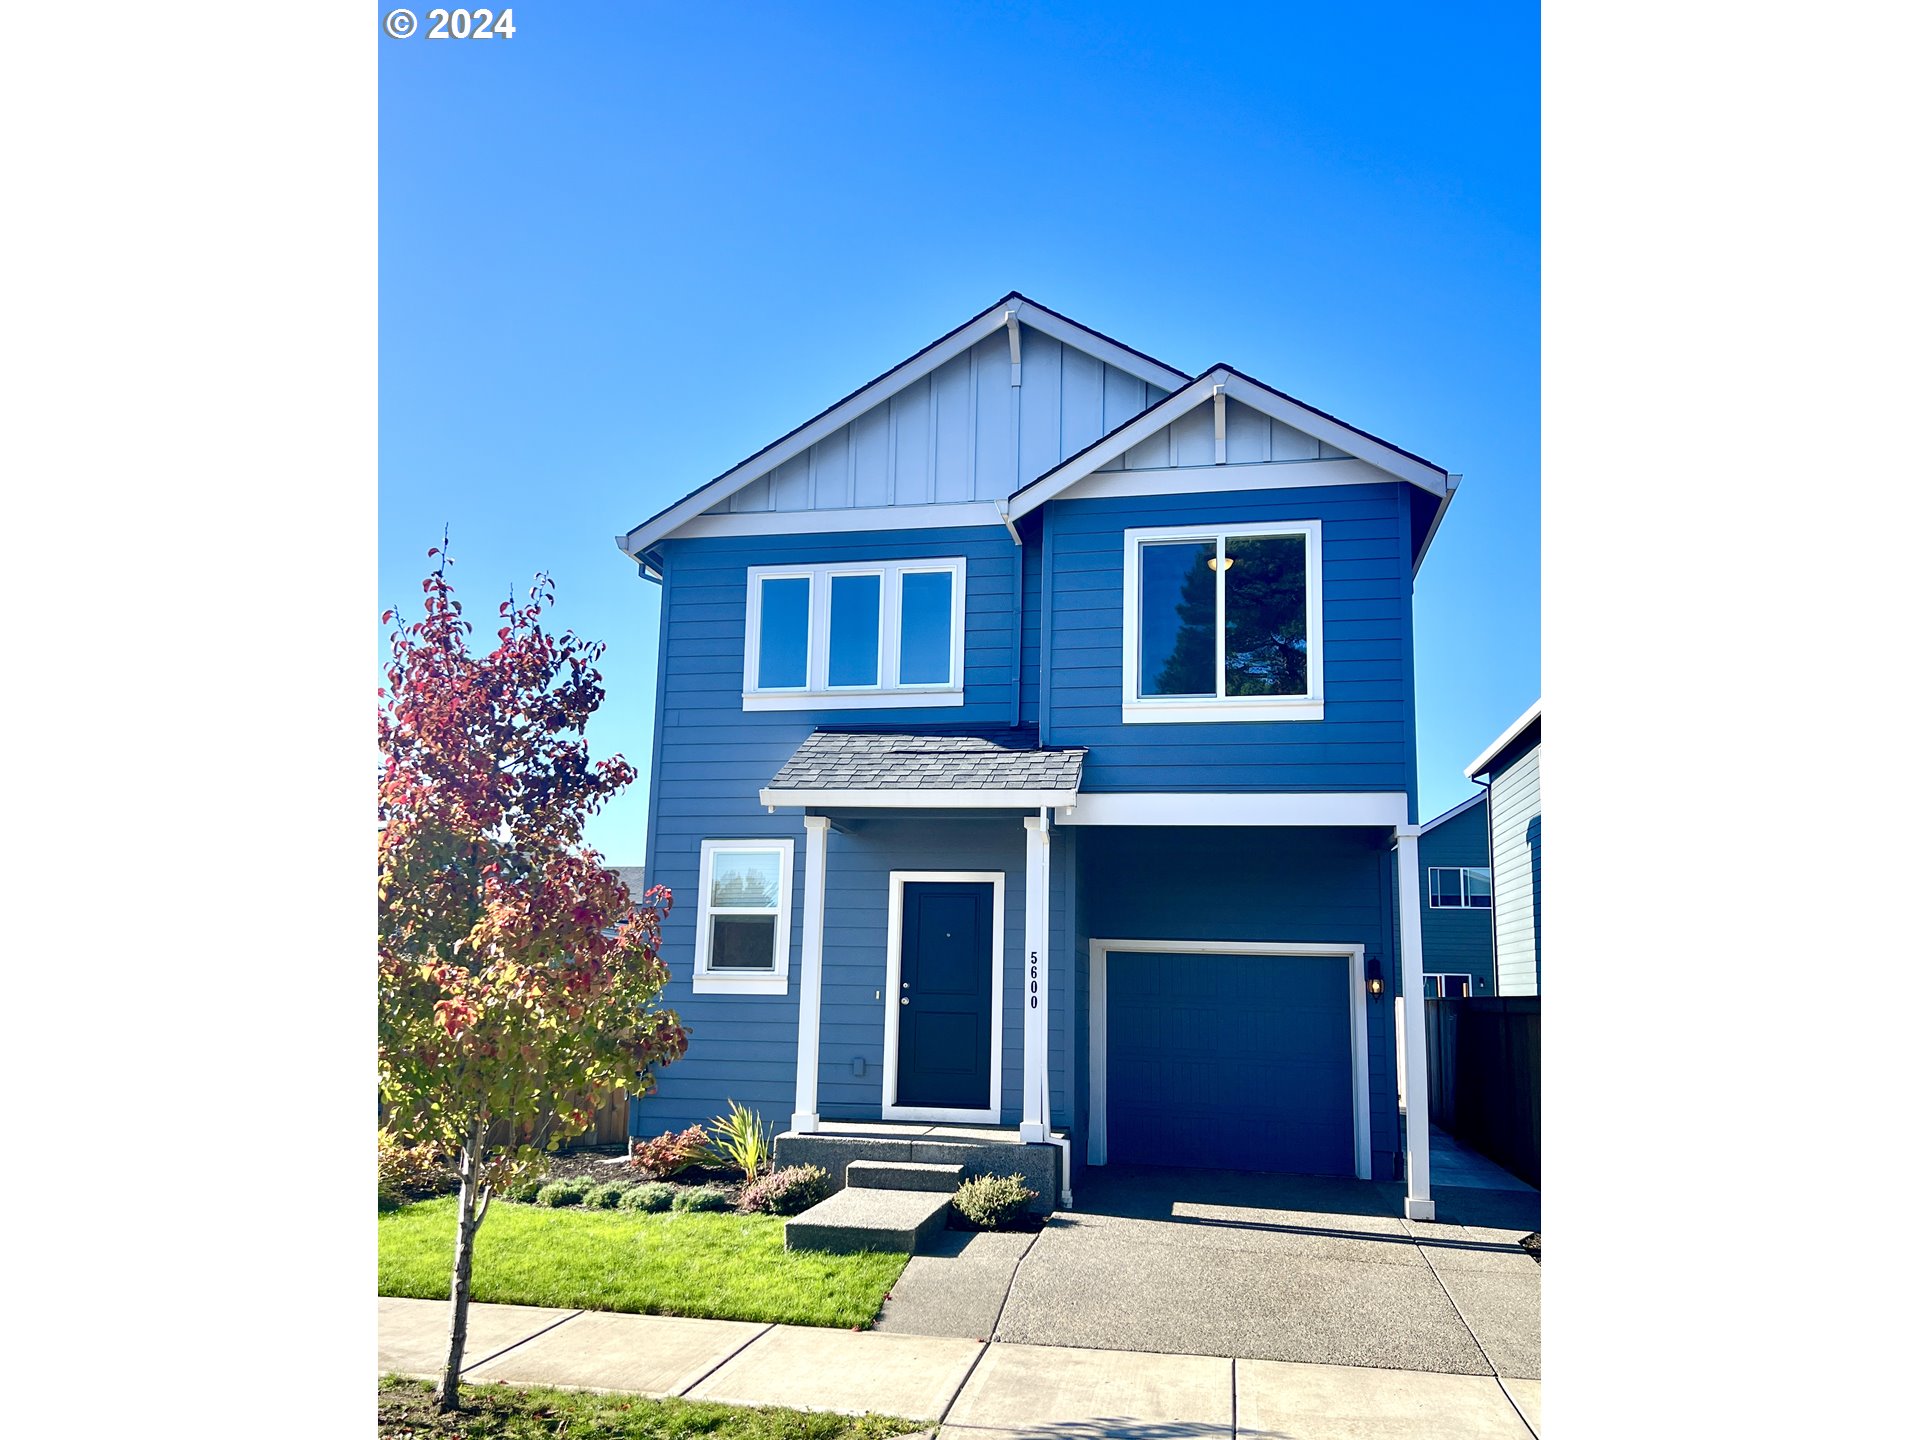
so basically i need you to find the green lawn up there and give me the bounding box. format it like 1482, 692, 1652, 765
379, 1198, 909, 1330
378, 1378, 922, 1438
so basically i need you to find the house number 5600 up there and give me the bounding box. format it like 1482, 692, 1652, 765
1029, 951, 1039, 1009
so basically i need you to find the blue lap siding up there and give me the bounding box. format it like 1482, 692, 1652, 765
1416, 797, 1495, 996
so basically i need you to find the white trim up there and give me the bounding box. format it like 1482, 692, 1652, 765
1020, 813, 1052, 1142
670, 501, 1009, 540
1120, 520, 1323, 724
1006, 366, 1449, 520
791, 816, 830, 1133
1412, 473, 1463, 575
761, 787, 1080, 811
1088, 938, 1373, 1180
1395, 831, 1435, 1220
1464, 699, 1542, 780
1426, 865, 1493, 910
1054, 791, 1408, 828
1415, 790, 1487, 835
1424, 973, 1476, 999
619, 296, 1188, 554
881, 871, 1007, 1125
1060, 457, 1402, 503
692, 838, 795, 995
743, 556, 966, 709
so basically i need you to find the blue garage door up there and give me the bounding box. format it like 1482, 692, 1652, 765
1107, 950, 1354, 1175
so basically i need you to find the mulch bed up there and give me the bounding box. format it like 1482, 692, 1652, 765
514, 1144, 746, 1202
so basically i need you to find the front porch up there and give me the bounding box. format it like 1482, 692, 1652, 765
772, 1118, 1071, 1213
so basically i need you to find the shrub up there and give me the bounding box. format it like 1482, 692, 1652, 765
501, 1173, 547, 1204
736, 1164, 831, 1216
618, 1182, 675, 1212
535, 1178, 593, 1208
950, 1173, 1037, 1231
378, 1130, 458, 1207
628, 1125, 710, 1180
585, 1182, 629, 1209
671, 1184, 730, 1213
702, 1101, 774, 1183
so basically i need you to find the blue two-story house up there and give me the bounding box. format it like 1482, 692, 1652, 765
614, 294, 1459, 1220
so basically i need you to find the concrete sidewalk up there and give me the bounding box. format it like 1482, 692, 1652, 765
380, 1297, 1540, 1437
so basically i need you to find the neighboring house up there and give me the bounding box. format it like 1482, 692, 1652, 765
1466, 701, 1542, 996
613, 293, 1463, 1219
1415, 792, 1493, 998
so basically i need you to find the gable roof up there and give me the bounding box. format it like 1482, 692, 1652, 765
1004, 363, 1453, 521
1465, 700, 1542, 780
1416, 790, 1487, 835
617, 293, 1190, 560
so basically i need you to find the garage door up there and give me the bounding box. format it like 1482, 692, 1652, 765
1105, 950, 1355, 1175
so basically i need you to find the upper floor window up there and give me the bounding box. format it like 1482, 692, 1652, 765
743, 559, 966, 711
694, 838, 793, 993
1120, 521, 1323, 723
1428, 866, 1492, 909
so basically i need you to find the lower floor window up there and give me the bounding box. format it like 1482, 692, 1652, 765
1424, 973, 1476, 998
1428, 866, 1492, 908
695, 839, 794, 992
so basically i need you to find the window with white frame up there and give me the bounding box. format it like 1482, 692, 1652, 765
693, 839, 794, 993
743, 559, 966, 710
1428, 866, 1492, 909
1425, 973, 1475, 998
1120, 521, 1323, 723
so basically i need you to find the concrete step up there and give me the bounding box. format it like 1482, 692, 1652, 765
784, 1187, 952, 1255
845, 1160, 965, 1194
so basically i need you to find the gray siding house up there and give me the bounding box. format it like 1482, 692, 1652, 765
1415, 792, 1493, 997
613, 294, 1465, 1219
1466, 702, 1541, 996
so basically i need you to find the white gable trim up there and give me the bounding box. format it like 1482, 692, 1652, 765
1006, 367, 1450, 520
619, 297, 1190, 558
1415, 789, 1486, 835
1464, 699, 1542, 780
1062, 456, 1400, 502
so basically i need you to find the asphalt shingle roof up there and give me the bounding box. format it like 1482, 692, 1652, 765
766, 729, 1085, 795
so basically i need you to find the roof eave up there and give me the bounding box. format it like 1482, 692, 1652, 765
1464, 700, 1543, 780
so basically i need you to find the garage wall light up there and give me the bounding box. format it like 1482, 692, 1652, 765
1365, 957, 1384, 997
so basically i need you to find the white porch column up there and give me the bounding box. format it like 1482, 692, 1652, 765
791, 814, 829, 1134
1395, 825, 1435, 1220
1020, 812, 1052, 1142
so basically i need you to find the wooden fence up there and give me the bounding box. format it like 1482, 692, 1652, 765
1425, 997, 1540, 1187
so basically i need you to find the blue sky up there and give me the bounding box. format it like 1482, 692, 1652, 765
379, 2, 1540, 860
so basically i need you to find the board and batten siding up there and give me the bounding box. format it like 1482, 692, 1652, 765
716, 330, 1169, 517
1487, 739, 1542, 996
1041, 482, 1418, 797
1076, 824, 1405, 1182
634, 523, 1051, 1136
1416, 798, 1494, 995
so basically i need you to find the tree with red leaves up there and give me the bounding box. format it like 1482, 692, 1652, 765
377, 542, 687, 1412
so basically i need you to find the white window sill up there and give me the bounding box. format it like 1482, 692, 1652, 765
743, 690, 965, 712
1122, 698, 1324, 724
692, 973, 789, 995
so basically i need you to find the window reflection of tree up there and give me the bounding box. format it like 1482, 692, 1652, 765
713, 865, 777, 907
1149, 535, 1308, 698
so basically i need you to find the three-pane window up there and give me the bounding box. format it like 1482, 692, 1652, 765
1122, 522, 1322, 722
1428, 866, 1492, 909
744, 559, 966, 709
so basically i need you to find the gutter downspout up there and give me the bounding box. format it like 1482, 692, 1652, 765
1474, 774, 1496, 995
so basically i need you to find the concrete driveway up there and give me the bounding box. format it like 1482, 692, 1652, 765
988, 1164, 1540, 1380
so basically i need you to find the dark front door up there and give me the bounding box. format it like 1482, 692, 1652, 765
895, 881, 994, 1111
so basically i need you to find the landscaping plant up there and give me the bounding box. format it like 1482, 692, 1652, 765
536, 1178, 593, 1208
672, 1184, 731, 1213
950, 1173, 1038, 1230
737, 1163, 831, 1216
703, 1100, 774, 1183
378, 1131, 458, 1208
585, 1182, 629, 1209
628, 1123, 710, 1179
377, 542, 689, 1412
617, 1181, 675, 1212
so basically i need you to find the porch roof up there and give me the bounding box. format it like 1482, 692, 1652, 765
758, 728, 1085, 810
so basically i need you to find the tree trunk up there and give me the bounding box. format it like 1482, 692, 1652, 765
435, 1118, 486, 1413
